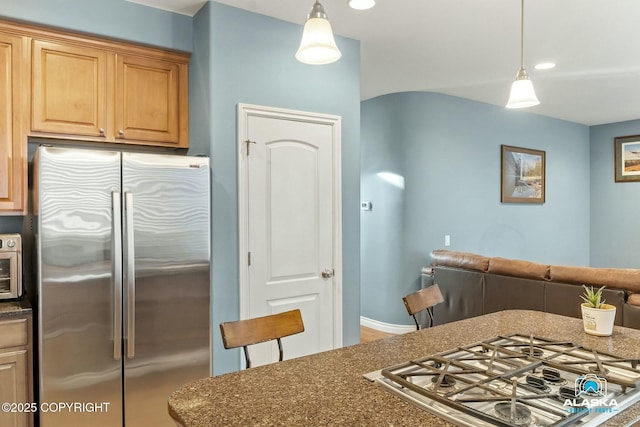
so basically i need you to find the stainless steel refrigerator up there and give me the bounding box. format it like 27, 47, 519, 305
33, 146, 211, 427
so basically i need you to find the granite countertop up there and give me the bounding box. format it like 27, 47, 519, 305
0, 297, 32, 319
168, 310, 640, 426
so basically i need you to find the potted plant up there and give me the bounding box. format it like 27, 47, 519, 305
580, 285, 616, 336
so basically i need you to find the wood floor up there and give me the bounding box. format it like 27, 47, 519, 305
360, 325, 395, 343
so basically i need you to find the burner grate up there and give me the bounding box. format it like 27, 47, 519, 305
376, 333, 640, 427
496, 334, 640, 389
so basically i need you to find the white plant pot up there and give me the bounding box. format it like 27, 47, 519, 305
581, 303, 616, 336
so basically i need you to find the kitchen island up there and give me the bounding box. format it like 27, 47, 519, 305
168, 310, 640, 426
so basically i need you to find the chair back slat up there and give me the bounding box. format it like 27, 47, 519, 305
403, 284, 444, 316
220, 309, 304, 351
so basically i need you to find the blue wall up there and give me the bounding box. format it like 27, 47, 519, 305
193, 2, 361, 374
590, 120, 640, 268
361, 92, 591, 325
2, 0, 192, 52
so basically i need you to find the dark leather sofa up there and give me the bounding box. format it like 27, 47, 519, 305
426, 250, 640, 330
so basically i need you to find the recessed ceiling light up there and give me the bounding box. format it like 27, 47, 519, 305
534, 62, 556, 70
348, 0, 375, 10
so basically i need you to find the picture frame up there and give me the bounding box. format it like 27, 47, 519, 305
500, 145, 546, 204
614, 135, 640, 182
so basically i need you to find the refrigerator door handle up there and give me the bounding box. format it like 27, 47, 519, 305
124, 192, 136, 359
112, 191, 123, 361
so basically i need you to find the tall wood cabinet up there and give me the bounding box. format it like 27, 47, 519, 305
0, 315, 33, 427
0, 33, 27, 215
0, 19, 191, 214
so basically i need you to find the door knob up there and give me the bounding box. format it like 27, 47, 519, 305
321, 269, 334, 279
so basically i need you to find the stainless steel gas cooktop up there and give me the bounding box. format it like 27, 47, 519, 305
365, 334, 640, 426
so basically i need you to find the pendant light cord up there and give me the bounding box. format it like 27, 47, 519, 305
520, 0, 524, 69
506, 0, 539, 108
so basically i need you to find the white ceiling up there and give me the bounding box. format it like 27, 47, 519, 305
130, 0, 640, 126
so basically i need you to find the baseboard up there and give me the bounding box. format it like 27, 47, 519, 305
360, 316, 415, 335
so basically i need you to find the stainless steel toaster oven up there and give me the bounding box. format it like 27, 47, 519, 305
0, 234, 22, 300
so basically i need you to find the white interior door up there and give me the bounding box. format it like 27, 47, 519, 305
238, 104, 342, 368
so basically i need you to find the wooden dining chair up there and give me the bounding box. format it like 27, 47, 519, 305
220, 309, 305, 369
402, 284, 444, 330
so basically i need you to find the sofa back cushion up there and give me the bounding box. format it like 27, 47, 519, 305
628, 294, 640, 306
484, 275, 545, 314
549, 265, 640, 293
431, 250, 489, 272
487, 257, 550, 281
432, 267, 484, 326
544, 282, 624, 325
623, 303, 640, 329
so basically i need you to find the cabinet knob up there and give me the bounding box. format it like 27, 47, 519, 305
99, 128, 105, 136
118, 129, 124, 137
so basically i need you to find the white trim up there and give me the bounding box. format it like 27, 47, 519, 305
237, 103, 343, 349
360, 316, 415, 335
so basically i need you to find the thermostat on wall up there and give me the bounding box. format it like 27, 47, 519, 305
361, 201, 373, 211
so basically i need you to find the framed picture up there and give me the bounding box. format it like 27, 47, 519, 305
501, 145, 545, 204
614, 135, 640, 182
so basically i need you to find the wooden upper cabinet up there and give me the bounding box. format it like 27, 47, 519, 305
0, 32, 26, 214
31, 40, 107, 138
26, 26, 190, 148
115, 54, 187, 146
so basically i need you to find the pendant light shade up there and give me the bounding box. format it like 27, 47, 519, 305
506, 0, 539, 109
296, 0, 342, 65
506, 68, 539, 109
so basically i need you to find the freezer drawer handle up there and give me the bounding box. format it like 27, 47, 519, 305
124, 192, 136, 359
112, 192, 123, 361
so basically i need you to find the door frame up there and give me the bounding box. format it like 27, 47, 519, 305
237, 103, 343, 349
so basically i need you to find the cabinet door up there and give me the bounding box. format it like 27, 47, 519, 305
31, 40, 107, 137
0, 33, 26, 214
115, 54, 187, 147
0, 350, 28, 427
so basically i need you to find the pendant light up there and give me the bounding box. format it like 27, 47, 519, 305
506, 0, 539, 109
348, 0, 375, 10
296, 0, 342, 65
